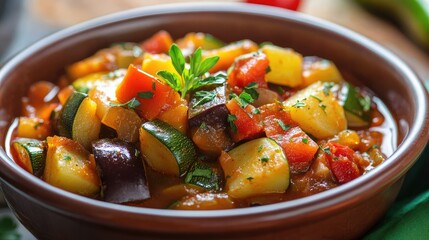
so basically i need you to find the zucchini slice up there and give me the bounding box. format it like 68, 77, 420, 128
58, 91, 101, 149
12, 138, 45, 177
185, 160, 222, 191
140, 120, 197, 177
219, 137, 290, 199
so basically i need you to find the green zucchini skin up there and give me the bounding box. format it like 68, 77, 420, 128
142, 120, 197, 177
58, 91, 87, 138
12, 138, 46, 177
92, 138, 150, 204
342, 83, 371, 127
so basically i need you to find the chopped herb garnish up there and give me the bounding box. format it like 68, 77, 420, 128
319, 104, 327, 112
151, 81, 156, 90
252, 108, 261, 114
302, 138, 308, 144
276, 86, 285, 95
192, 91, 216, 108
109, 97, 141, 110
278, 135, 284, 141
277, 119, 290, 131
157, 44, 221, 98
323, 82, 335, 96
62, 155, 72, 161
310, 94, 322, 103
243, 82, 259, 100
260, 156, 269, 163
237, 92, 254, 108
257, 145, 263, 152
292, 100, 306, 108
137, 91, 154, 99
320, 146, 332, 155
33, 121, 43, 130
227, 114, 238, 133
265, 66, 272, 74
247, 176, 254, 181
371, 144, 379, 149
199, 122, 208, 130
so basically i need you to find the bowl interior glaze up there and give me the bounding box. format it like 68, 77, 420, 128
0, 3, 427, 240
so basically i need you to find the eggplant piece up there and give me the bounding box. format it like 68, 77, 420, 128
188, 84, 229, 129
92, 138, 150, 203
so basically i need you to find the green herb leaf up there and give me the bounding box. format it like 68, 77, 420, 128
169, 44, 185, 75
199, 122, 208, 130
319, 104, 327, 112
33, 121, 43, 130
190, 48, 203, 76
198, 56, 219, 76
302, 138, 308, 144
277, 119, 290, 131
257, 145, 263, 152
260, 156, 269, 163
323, 82, 335, 96
62, 155, 72, 161
109, 97, 141, 110
292, 100, 306, 108
227, 114, 238, 133
359, 95, 371, 112
157, 70, 182, 91
137, 91, 154, 99
243, 82, 259, 100
247, 176, 254, 181
252, 108, 261, 114
0, 217, 20, 240
320, 146, 332, 155
310, 94, 322, 102
194, 74, 226, 89
192, 91, 216, 108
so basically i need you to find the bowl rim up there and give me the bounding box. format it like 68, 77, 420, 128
0, 1, 428, 227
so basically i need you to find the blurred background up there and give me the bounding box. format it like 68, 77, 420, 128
0, 0, 428, 239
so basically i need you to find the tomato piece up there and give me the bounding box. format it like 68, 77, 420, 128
273, 126, 318, 173
116, 65, 180, 120
228, 52, 269, 91
254, 103, 296, 136
141, 30, 173, 54
322, 142, 361, 184
245, 0, 301, 11
226, 99, 263, 142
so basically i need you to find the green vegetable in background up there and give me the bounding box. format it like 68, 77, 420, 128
356, 0, 429, 51
0, 216, 20, 240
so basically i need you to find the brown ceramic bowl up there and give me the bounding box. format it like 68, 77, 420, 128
0, 3, 428, 240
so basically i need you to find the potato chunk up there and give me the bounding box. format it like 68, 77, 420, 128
219, 138, 289, 199
283, 81, 347, 139
261, 45, 303, 87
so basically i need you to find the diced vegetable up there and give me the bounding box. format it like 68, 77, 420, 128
17, 117, 51, 140
203, 40, 259, 73
12, 138, 46, 177
141, 30, 173, 54
226, 99, 264, 142
227, 52, 269, 90
283, 81, 347, 139
219, 138, 290, 199
158, 100, 189, 134
188, 85, 228, 128
272, 126, 319, 173
116, 65, 180, 120
302, 56, 342, 87
43, 136, 101, 196
185, 160, 222, 191
66, 50, 116, 80
92, 139, 150, 203
176, 32, 226, 51
72, 69, 126, 94
101, 107, 142, 143
58, 92, 101, 149
321, 142, 362, 184
141, 53, 177, 78
110, 42, 143, 68
140, 120, 197, 177
87, 77, 121, 120
191, 122, 233, 157
261, 44, 303, 87
341, 82, 372, 127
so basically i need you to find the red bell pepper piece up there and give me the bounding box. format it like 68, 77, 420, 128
228, 52, 269, 92
273, 126, 318, 173
116, 65, 180, 120
141, 30, 173, 54
226, 99, 263, 142
322, 142, 362, 184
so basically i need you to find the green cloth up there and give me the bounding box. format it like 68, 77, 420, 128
364, 145, 429, 239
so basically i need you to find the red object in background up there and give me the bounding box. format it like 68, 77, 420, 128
245, 0, 301, 11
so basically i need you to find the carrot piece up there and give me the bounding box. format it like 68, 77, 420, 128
115, 65, 180, 120
141, 30, 173, 54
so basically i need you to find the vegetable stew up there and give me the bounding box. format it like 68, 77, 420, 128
6, 31, 397, 210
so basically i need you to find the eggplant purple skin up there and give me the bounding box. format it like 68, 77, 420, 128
188, 84, 229, 129
92, 138, 150, 204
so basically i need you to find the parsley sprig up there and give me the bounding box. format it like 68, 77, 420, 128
157, 44, 225, 98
